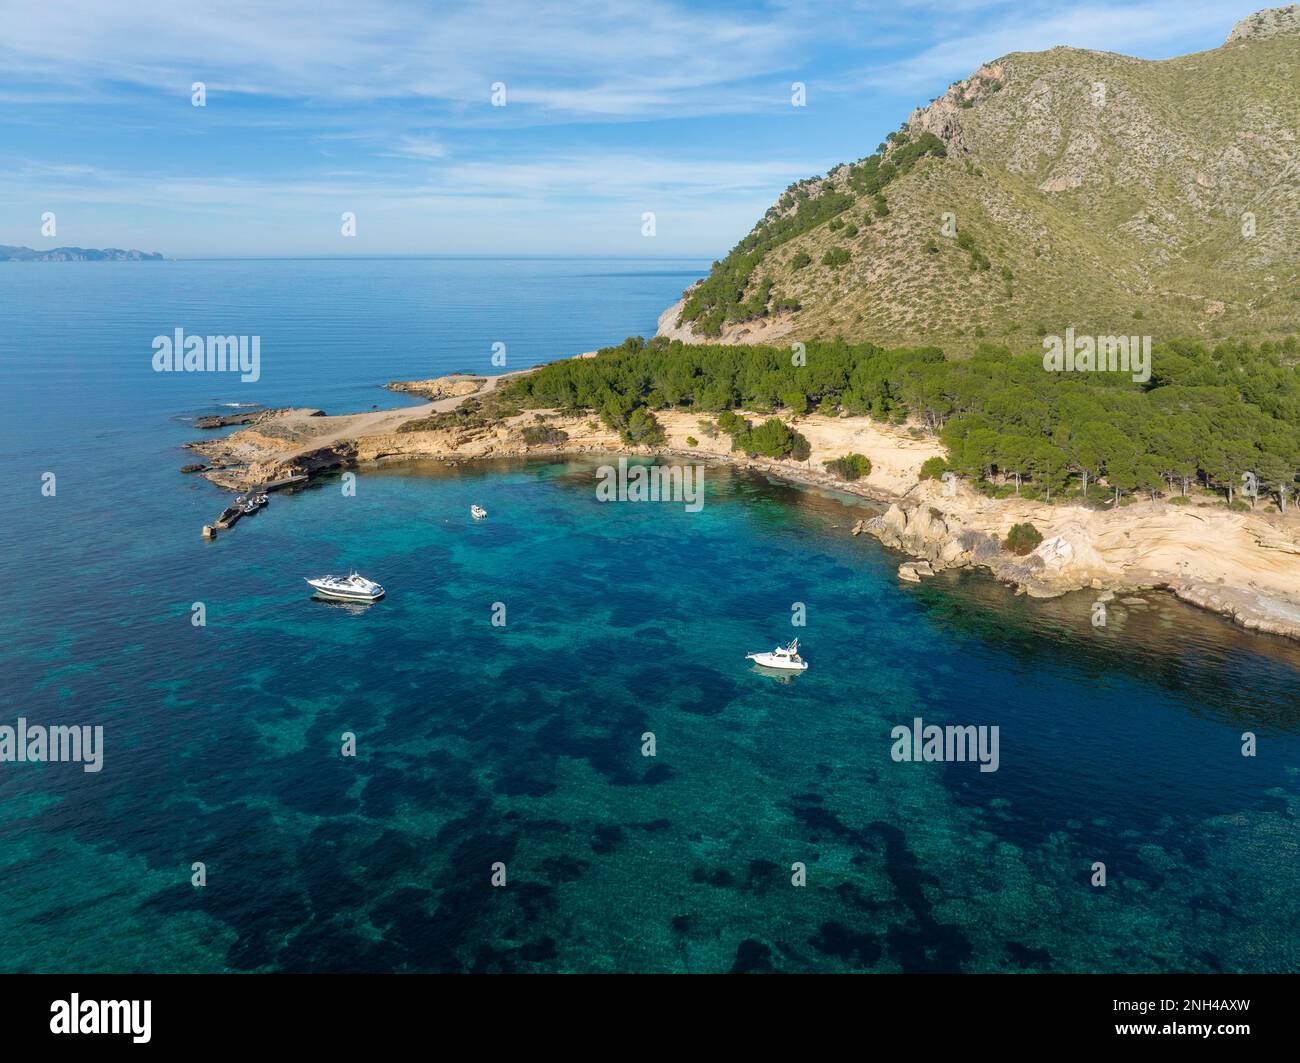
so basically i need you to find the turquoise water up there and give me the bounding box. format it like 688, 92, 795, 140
2, 260, 1299, 972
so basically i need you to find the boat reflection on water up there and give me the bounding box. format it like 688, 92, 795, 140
310, 598, 376, 617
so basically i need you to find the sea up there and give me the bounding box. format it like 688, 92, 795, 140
1, 257, 1298, 972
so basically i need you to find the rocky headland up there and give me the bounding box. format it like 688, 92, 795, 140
181, 369, 1300, 642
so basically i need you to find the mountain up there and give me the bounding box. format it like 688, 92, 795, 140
0, 245, 165, 262
659, 5, 1300, 351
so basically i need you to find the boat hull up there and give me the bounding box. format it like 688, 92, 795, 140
745, 653, 808, 671
309, 587, 383, 602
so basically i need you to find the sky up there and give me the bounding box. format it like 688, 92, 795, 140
0, 0, 1268, 258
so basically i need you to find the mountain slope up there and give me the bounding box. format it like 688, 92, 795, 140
660, 5, 1300, 350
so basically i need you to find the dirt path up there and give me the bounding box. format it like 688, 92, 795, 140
277, 370, 528, 461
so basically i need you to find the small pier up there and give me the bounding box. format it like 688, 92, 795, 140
201, 473, 309, 538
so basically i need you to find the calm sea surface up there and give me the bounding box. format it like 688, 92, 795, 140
1, 258, 1298, 972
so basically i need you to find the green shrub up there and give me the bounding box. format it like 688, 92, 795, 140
791, 251, 812, 270
621, 407, 665, 446
823, 453, 873, 480
520, 425, 570, 446
1004, 522, 1043, 556
732, 418, 810, 460
919, 456, 948, 480
624, 409, 663, 446
685, 435, 698, 447
822, 247, 851, 268
716, 409, 745, 435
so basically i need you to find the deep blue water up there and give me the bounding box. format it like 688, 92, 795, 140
2, 259, 1299, 973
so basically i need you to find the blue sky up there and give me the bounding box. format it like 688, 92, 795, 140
0, 0, 1265, 258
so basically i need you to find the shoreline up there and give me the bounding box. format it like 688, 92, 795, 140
181, 370, 1300, 644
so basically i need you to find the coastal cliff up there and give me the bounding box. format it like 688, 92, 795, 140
856, 493, 1300, 640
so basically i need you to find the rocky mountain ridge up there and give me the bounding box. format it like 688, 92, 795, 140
660, 6, 1300, 350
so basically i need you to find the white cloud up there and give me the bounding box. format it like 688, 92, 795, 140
0, 150, 827, 208
0, 0, 1258, 255
387, 137, 448, 160
0, 148, 830, 253
0, 0, 814, 120
849, 0, 1259, 91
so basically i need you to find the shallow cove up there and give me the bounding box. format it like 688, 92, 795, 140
2, 453, 1299, 972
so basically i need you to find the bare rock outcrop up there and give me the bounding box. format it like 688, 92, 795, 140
386, 375, 484, 400
906, 61, 1006, 156
1227, 5, 1300, 43
859, 500, 1095, 598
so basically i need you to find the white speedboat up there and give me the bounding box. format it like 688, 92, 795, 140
746, 638, 808, 671
305, 571, 385, 602
470, 504, 487, 519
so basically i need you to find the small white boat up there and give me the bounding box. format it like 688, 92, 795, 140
254, 493, 268, 506
746, 638, 808, 671
470, 504, 487, 520
305, 571, 385, 602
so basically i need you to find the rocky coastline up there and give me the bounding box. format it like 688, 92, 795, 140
179, 371, 1300, 643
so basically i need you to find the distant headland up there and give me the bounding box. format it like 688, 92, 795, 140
0, 245, 165, 262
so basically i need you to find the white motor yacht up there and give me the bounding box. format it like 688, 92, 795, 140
305, 571, 385, 602
746, 638, 808, 671
470, 504, 487, 519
